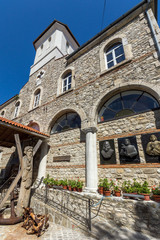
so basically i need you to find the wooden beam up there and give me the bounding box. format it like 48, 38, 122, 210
14, 134, 23, 169
33, 140, 43, 157
0, 169, 22, 210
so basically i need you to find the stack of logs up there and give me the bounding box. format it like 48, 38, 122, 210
22, 207, 49, 237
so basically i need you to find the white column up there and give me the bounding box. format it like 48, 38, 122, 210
83, 127, 98, 193
37, 141, 48, 181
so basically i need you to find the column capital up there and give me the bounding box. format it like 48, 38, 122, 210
82, 127, 98, 134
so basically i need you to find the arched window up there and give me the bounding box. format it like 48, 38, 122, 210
105, 43, 125, 69
28, 122, 40, 131
1, 110, 5, 117
98, 90, 159, 123
51, 112, 81, 134
14, 101, 20, 118
62, 72, 72, 93
33, 89, 41, 108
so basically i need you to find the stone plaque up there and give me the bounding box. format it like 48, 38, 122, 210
141, 132, 160, 163
53, 155, 70, 162
118, 136, 140, 164
99, 140, 116, 165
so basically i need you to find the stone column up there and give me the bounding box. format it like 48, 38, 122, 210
37, 141, 48, 181
83, 127, 98, 193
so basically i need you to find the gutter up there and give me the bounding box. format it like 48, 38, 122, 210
146, 0, 160, 58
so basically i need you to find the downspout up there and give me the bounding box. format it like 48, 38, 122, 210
145, 0, 160, 58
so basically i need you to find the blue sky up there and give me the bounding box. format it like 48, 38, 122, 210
0, 0, 159, 105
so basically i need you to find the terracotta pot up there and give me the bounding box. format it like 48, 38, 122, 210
98, 187, 103, 195
104, 190, 111, 196
68, 186, 72, 191
63, 185, 67, 190
142, 194, 150, 201
153, 195, 160, 202
114, 191, 121, 197
77, 188, 82, 192
72, 187, 77, 191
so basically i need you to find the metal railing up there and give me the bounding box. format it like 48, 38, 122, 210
32, 182, 104, 231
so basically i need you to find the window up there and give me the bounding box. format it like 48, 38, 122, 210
1, 110, 5, 117
98, 90, 159, 123
51, 112, 81, 134
36, 70, 45, 86
62, 72, 72, 92
28, 122, 40, 131
33, 89, 41, 108
14, 101, 20, 118
105, 43, 125, 69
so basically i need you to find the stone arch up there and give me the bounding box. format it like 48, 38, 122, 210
57, 66, 75, 96
29, 86, 43, 111
48, 106, 87, 134
91, 83, 160, 126
28, 121, 40, 131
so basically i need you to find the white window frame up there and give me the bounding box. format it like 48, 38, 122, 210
105, 43, 125, 69
14, 102, 20, 118
33, 91, 40, 108
62, 74, 72, 93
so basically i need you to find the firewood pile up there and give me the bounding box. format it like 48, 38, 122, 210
22, 207, 49, 237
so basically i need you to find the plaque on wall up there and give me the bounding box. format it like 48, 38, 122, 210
99, 140, 116, 165
141, 132, 160, 163
53, 155, 70, 162
118, 136, 140, 164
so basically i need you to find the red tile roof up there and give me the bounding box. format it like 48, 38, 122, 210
0, 117, 49, 138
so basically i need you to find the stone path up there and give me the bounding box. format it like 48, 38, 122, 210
0, 222, 160, 240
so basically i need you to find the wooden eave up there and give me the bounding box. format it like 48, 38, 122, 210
0, 117, 49, 148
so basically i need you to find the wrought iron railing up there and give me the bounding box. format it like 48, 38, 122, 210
32, 183, 104, 231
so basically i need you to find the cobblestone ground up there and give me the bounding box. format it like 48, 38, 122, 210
0, 222, 160, 240
0, 223, 96, 240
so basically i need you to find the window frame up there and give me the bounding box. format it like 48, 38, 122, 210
105, 43, 125, 69
13, 101, 20, 118
98, 90, 160, 123
62, 73, 72, 93
33, 90, 40, 108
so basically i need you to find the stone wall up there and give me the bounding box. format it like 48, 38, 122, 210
0, 8, 160, 185
30, 188, 160, 238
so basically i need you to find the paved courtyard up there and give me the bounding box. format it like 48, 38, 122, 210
1, 222, 160, 240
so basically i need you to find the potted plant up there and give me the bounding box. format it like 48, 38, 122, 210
98, 179, 104, 195
67, 180, 72, 191
113, 179, 121, 197
43, 174, 50, 186
152, 185, 160, 202
62, 179, 68, 190
71, 180, 77, 191
77, 179, 84, 192
139, 181, 150, 201
103, 178, 113, 196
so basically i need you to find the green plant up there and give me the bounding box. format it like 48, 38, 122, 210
113, 179, 121, 191
103, 178, 113, 191
152, 185, 160, 195
98, 179, 103, 188
77, 179, 84, 189
62, 179, 68, 186
139, 181, 150, 194
43, 174, 50, 185
71, 180, 77, 188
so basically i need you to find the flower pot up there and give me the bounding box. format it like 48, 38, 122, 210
68, 186, 72, 191
104, 190, 111, 196
114, 191, 121, 197
63, 185, 67, 190
98, 187, 103, 195
77, 188, 82, 192
153, 195, 160, 202
142, 194, 150, 201
72, 187, 77, 191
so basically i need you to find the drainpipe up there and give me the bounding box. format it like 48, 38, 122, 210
145, 0, 160, 58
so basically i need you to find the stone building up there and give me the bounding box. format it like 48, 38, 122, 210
0, 0, 160, 193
